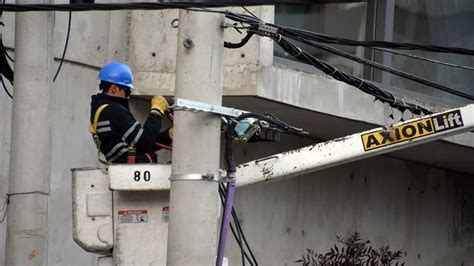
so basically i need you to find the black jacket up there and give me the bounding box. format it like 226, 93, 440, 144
90, 94, 172, 163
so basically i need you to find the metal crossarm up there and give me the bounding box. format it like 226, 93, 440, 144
172, 98, 247, 118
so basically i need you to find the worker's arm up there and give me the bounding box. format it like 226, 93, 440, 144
154, 128, 173, 151
105, 103, 163, 153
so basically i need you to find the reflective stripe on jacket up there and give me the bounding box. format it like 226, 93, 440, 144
90, 93, 164, 163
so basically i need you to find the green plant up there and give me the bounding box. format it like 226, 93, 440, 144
296, 231, 405, 266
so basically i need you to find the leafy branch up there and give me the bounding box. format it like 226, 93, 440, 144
296, 231, 405, 266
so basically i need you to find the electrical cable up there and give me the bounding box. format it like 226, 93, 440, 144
4, 50, 13, 62
224, 32, 254, 49
1, 74, 12, 98
230, 203, 258, 265
217, 136, 237, 266
218, 184, 253, 266
53, 11, 71, 82
278, 26, 474, 56
0, 194, 8, 224
281, 33, 474, 100
0, 2, 274, 12
220, 11, 474, 114
275, 36, 431, 115
372, 47, 474, 71
154, 142, 172, 151
241, 5, 260, 21
218, 182, 258, 266
0, 3, 472, 57
236, 112, 308, 135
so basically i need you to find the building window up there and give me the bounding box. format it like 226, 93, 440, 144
274, 2, 369, 77
389, 0, 474, 104
274, 0, 474, 105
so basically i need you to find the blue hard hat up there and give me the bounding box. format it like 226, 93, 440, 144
98, 62, 134, 89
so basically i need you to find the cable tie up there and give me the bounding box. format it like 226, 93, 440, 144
329, 68, 338, 75
293, 47, 302, 57
275, 34, 282, 43
357, 79, 364, 89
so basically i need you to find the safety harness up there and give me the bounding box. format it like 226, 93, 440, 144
89, 104, 137, 165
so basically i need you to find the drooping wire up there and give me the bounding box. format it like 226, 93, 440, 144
0, 1, 273, 12
0, 195, 8, 224
280, 33, 474, 100
0, 2, 11, 99
53, 11, 71, 82
220, 11, 473, 113
241, 6, 260, 21
373, 47, 474, 71
277, 26, 474, 56
4, 49, 13, 62
276, 36, 431, 115
1, 74, 11, 98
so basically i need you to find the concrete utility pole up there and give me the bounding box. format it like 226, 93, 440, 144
167, 9, 224, 265
5, 0, 53, 265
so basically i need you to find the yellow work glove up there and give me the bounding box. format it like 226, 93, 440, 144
151, 96, 170, 115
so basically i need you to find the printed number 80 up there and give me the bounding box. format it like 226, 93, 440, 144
134, 171, 151, 182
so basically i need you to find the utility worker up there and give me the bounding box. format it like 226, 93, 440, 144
89, 62, 172, 164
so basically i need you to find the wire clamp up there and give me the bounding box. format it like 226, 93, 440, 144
256, 23, 279, 38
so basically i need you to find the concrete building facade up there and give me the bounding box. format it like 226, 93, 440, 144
0, 1, 473, 265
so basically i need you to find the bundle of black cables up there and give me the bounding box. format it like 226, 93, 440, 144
218, 182, 258, 266
222, 10, 474, 115
235, 112, 309, 137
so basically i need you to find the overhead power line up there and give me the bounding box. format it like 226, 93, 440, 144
278, 27, 474, 56
275, 36, 432, 115
0, 1, 274, 12
221, 10, 474, 114
223, 11, 474, 56
283, 34, 474, 100
373, 47, 474, 71
1, 75, 12, 99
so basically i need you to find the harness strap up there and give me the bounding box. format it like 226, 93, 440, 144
89, 104, 109, 135
89, 104, 139, 164
89, 104, 110, 165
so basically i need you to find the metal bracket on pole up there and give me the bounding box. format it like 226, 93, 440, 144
169, 173, 223, 182
173, 98, 248, 118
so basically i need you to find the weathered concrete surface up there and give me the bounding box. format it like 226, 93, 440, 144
0, 3, 472, 266
129, 9, 179, 96
47, 63, 102, 266
131, 6, 274, 96
0, 65, 12, 266
258, 62, 474, 149
227, 143, 474, 266
0, 10, 14, 265
45, 5, 129, 264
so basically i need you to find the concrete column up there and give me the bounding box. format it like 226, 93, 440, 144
167, 9, 224, 265
373, 0, 395, 85
5, 0, 53, 265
